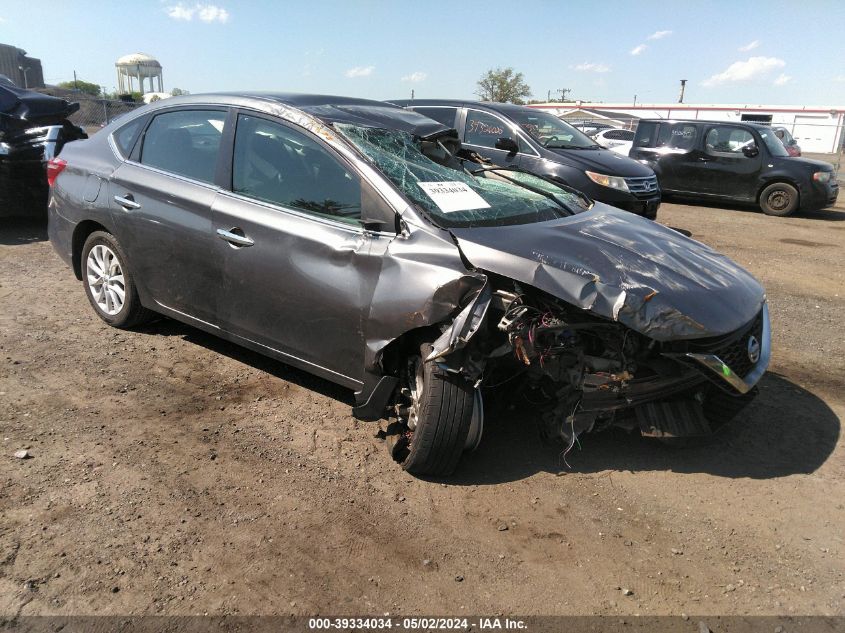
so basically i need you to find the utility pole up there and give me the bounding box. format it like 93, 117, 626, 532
74, 70, 78, 92
678, 79, 687, 103
410, 88, 414, 102
633, 94, 637, 106
558, 88, 572, 102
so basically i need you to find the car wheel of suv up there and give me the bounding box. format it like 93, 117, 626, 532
81, 231, 153, 329
392, 343, 475, 477
759, 182, 799, 216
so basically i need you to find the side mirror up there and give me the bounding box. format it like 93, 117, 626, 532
495, 137, 519, 156
742, 144, 759, 158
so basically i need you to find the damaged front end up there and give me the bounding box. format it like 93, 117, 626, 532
429, 277, 769, 451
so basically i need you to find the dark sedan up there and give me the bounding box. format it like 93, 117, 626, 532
49, 93, 769, 475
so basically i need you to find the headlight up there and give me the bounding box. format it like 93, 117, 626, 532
585, 171, 629, 192
812, 171, 832, 183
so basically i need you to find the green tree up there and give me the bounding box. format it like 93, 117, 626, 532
170, 88, 190, 96
56, 79, 102, 97
475, 67, 532, 104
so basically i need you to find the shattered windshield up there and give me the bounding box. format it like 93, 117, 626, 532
335, 124, 587, 228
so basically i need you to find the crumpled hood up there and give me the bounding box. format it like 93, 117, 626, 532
449, 203, 765, 341
546, 147, 653, 177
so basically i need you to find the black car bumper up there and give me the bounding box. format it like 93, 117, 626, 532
801, 180, 839, 210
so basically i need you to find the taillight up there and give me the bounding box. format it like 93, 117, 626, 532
46, 157, 67, 187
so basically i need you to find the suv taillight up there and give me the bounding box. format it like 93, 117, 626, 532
46, 157, 67, 187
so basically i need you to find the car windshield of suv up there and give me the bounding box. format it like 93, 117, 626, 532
335, 124, 589, 228
507, 110, 600, 149
758, 128, 790, 157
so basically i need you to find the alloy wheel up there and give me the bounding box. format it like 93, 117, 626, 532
86, 244, 126, 316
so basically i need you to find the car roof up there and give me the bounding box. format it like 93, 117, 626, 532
388, 99, 540, 116
137, 92, 453, 138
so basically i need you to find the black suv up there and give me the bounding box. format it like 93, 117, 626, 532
630, 119, 838, 216
390, 100, 661, 219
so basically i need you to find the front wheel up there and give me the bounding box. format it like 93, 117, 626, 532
392, 344, 475, 476
759, 182, 799, 216
81, 231, 153, 329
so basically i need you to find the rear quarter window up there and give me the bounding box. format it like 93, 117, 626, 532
113, 117, 145, 157
411, 107, 458, 128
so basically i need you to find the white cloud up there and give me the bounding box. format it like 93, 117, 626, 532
773, 73, 792, 86
401, 71, 427, 83
739, 40, 760, 52
571, 62, 611, 73
835, 75, 845, 83
630, 44, 647, 56
165, 3, 229, 23
345, 65, 374, 78
0, 16, 6, 23
647, 30, 672, 40
701, 56, 786, 87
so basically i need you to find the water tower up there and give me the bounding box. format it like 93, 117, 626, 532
115, 53, 163, 94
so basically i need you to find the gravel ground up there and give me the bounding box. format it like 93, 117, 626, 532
1, 200, 843, 617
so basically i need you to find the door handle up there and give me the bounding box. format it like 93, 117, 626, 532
216, 227, 254, 248
114, 194, 141, 210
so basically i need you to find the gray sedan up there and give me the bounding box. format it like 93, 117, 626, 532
47, 93, 770, 476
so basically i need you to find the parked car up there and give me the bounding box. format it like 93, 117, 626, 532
593, 128, 635, 156
0, 75, 86, 218
630, 119, 838, 216
49, 93, 769, 476
571, 120, 617, 137
772, 126, 801, 157
390, 100, 661, 219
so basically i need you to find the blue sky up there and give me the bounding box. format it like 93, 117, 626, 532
2, 0, 844, 104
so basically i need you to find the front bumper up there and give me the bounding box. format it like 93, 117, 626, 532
671, 302, 771, 394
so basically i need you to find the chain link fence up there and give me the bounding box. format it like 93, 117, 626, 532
66, 96, 143, 136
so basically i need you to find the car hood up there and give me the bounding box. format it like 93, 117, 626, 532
545, 146, 653, 177
449, 203, 765, 341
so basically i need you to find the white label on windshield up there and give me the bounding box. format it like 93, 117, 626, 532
417, 181, 491, 213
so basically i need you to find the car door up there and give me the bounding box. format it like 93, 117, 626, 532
108, 107, 228, 323
459, 108, 523, 167
633, 121, 704, 193
211, 111, 391, 387
700, 125, 762, 199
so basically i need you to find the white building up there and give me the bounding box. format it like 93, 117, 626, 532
530, 102, 845, 154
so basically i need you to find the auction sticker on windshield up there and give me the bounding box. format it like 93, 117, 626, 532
417, 181, 491, 213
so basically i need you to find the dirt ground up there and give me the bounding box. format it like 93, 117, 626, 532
1, 199, 844, 618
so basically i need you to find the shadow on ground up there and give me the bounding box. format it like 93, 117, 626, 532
139, 317, 355, 405
0, 217, 47, 245
450, 372, 839, 485
138, 317, 838, 485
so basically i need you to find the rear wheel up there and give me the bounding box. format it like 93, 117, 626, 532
759, 182, 799, 216
391, 344, 475, 476
81, 231, 153, 329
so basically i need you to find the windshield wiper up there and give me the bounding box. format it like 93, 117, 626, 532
469, 166, 591, 214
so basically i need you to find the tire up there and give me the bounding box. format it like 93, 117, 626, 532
397, 343, 475, 477
759, 182, 799, 216
81, 231, 153, 329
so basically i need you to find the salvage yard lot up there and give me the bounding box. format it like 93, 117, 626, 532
1, 200, 844, 616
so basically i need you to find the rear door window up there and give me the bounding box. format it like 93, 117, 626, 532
667, 124, 698, 150
140, 109, 226, 184
412, 107, 458, 128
